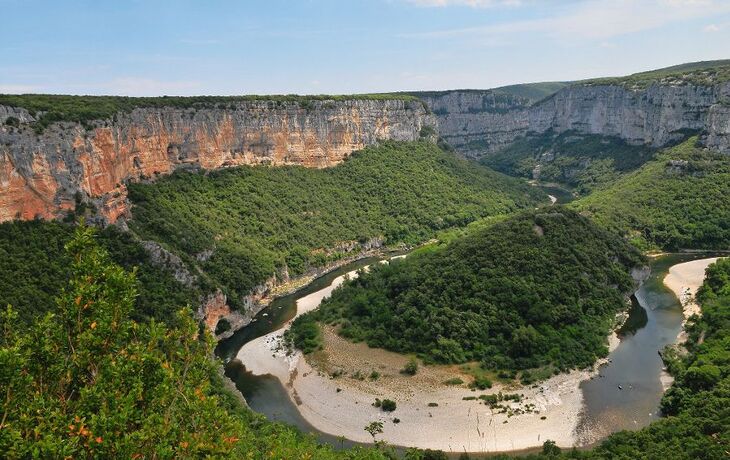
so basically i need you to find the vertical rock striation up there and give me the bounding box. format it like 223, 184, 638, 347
418, 82, 730, 157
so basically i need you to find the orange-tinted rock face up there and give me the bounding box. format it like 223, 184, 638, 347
202, 290, 231, 332
0, 100, 436, 223
0, 151, 73, 221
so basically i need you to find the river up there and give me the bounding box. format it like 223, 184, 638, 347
216, 252, 720, 453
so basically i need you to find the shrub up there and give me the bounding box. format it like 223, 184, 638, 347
469, 376, 493, 390
402, 357, 419, 375
380, 399, 397, 412
285, 312, 322, 354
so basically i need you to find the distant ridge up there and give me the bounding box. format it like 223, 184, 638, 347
411, 59, 730, 100
409, 81, 570, 104
579, 59, 730, 88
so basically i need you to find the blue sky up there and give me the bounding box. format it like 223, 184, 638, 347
1, 0, 729, 96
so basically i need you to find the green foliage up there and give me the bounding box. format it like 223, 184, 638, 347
0, 225, 390, 459
583, 257, 730, 459
482, 131, 656, 195
364, 421, 384, 440
573, 138, 730, 251
127, 141, 545, 310
0, 220, 199, 326
0, 225, 241, 457
420, 125, 437, 139
380, 399, 397, 412
311, 208, 644, 371
285, 312, 323, 354
469, 376, 493, 390
541, 440, 561, 456
0, 93, 420, 133
402, 357, 419, 375
507, 257, 730, 459
580, 59, 730, 89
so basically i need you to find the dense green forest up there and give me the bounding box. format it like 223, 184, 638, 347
475, 257, 730, 459
573, 138, 730, 251
0, 93, 420, 132
294, 208, 645, 372
0, 220, 199, 326
0, 226, 390, 459
2, 225, 725, 459
481, 131, 657, 195
582, 257, 730, 459
127, 141, 546, 311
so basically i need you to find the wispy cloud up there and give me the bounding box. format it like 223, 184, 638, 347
701, 21, 730, 33
404, 0, 522, 7
403, 0, 730, 40
97, 78, 202, 96
179, 38, 222, 45
0, 84, 43, 94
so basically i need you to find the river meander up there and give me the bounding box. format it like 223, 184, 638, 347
216, 252, 721, 453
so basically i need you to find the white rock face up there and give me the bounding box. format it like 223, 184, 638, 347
420, 82, 730, 157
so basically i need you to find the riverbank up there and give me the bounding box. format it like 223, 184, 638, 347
663, 257, 720, 341
235, 263, 621, 453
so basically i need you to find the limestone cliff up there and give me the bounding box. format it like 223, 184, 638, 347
0, 99, 435, 222
419, 81, 730, 157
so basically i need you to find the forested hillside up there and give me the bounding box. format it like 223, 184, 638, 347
585, 257, 730, 459
0, 220, 199, 326
295, 208, 645, 372
482, 131, 656, 195
507, 257, 730, 459
127, 141, 545, 310
2, 223, 724, 459
573, 138, 730, 251
0, 227, 388, 459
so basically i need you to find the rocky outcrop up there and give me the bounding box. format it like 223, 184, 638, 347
417, 90, 533, 156
198, 290, 247, 341
419, 82, 730, 157
0, 99, 436, 223
141, 241, 198, 287
631, 265, 651, 286
197, 264, 291, 340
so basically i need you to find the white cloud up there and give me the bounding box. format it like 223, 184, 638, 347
0, 84, 41, 94
97, 78, 202, 96
403, 0, 730, 40
404, 0, 521, 7
703, 24, 721, 32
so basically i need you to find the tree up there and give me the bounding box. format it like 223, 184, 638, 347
0, 224, 246, 458
364, 421, 384, 440
542, 440, 561, 456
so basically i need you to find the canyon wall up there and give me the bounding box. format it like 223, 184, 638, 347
0, 99, 436, 223
419, 82, 730, 157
